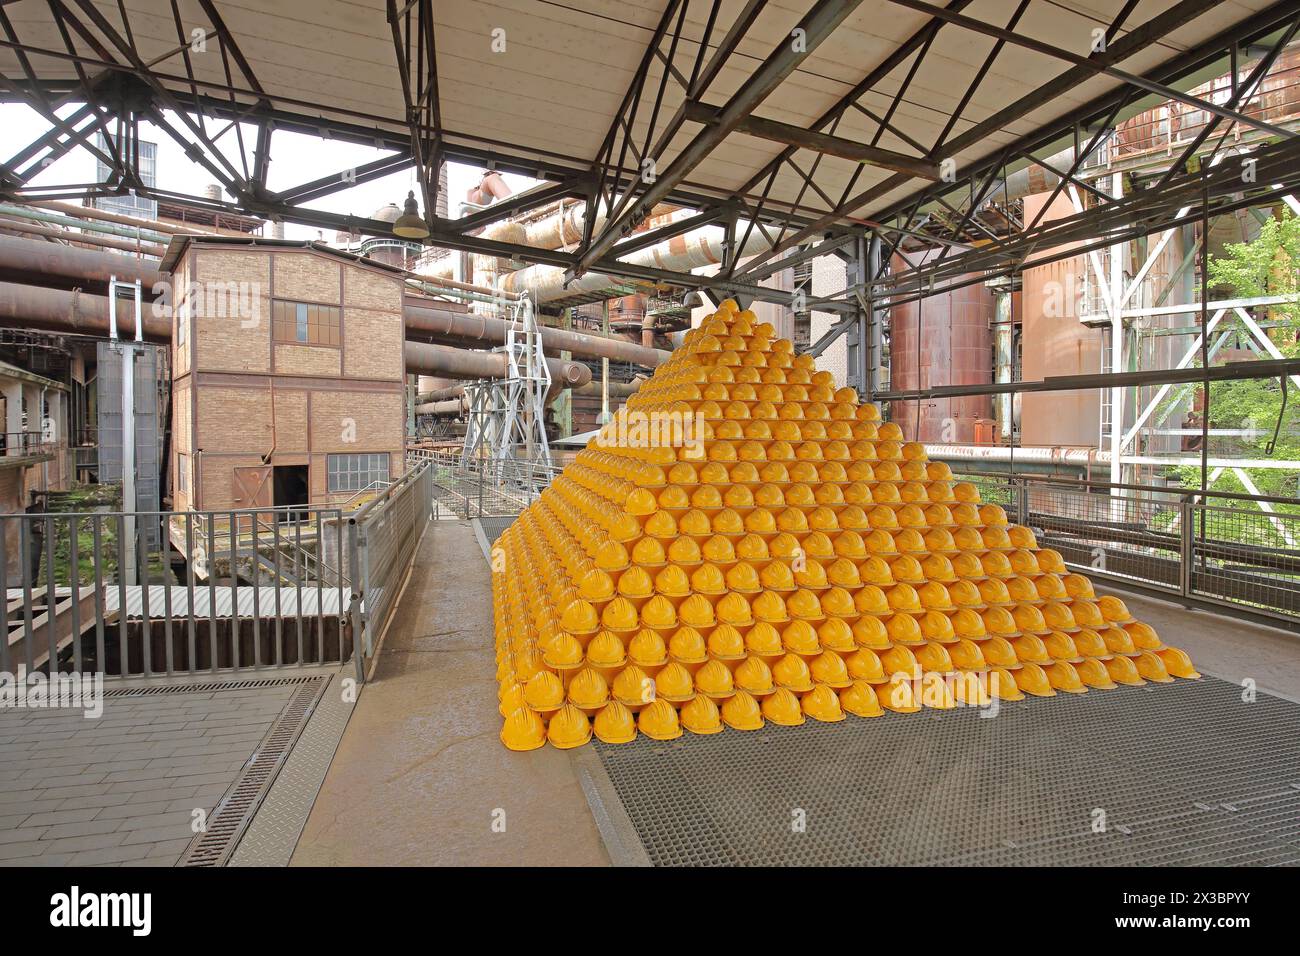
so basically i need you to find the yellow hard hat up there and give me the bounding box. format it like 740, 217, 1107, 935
737, 533, 772, 563
627, 630, 668, 669
547, 703, 594, 749
1071, 628, 1107, 659
655, 662, 695, 702
1009, 549, 1040, 576
1044, 631, 1081, 663
1014, 663, 1056, 698
886, 613, 924, 646
654, 565, 691, 598
1135, 650, 1174, 683
707, 623, 746, 660
637, 698, 683, 740
810, 650, 852, 688
826, 557, 863, 589
731, 656, 773, 697
948, 580, 983, 610
752, 590, 790, 623
665, 538, 704, 572
920, 609, 957, 644
1012, 603, 1049, 636
612, 664, 656, 708
631, 536, 668, 568
950, 607, 987, 640
761, 687, 805, 726
1101, 626, 1136, 656
721, 690, 765, 731
918, 581, 955, 612
1104, 654, 1145, 686
567, 667, 610, 711
802, 683, 846, 722
1070, 600, 1105, 629
984, 667, 1023, 701
680, 694, 724, 735
500, 706, 547, 751
1041, 602, 1078, 634
881, 643, 921, 680
1035, 574, 1068, 601
853, 615, 890, 650
1046, 661, 1087, 694
981, 636, 1018, 668
695, 659, 737, 699
787, 588, 825, 621
840, 680, 884, 718
772, 652, 814, 692
820, 587, 856, 618
877, 675, 921, 713
593, 701, 638, 744
887, 583, 923, 613
1075, 658, 1117, 690
979, 553, 1016, 582
1007, 525, 1038, 549
915, 641, 954, 673
561, 599, 600, 635
1124, 621, 1163, 650
952, 671, 991, 707
587, 630, 628, 670
924, 528, 959, 557
949, 638, 986, 671
981, 527, 1013, 551
1097, 595, 1135, 624
845, 648, 885, 682
1063, 574, 1096, 600
1158, 646, 1200, 679
543, 633, 586, 671
676, 593, 714, 629
1012, 633, 1050, 664
818, 617, 856, 654
865, 529, 899, 556
669, 625, 709, 664
951, 551, 986, 581
781, 619, 821, 656
982, 608, 1024, 639
524, 671, 565, 712
1037, 549, 1067, 574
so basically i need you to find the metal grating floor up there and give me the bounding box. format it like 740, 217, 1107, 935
592, 677, 1300, 866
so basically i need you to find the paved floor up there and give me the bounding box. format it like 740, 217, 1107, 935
291, 520, 609, 866
0, 681, 302, 866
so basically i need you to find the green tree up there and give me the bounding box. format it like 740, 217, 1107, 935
1172, 211, 1299, 515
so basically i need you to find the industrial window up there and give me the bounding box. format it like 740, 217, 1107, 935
176, 299, 188, 348
272, 299, 340, 346
177, 453, 189, 494
326, 452, 390, 493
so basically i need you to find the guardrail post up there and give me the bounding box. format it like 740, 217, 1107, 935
1179, 498, 1194, 601
348, 518, 365, 685
1016, 479, 1029, 526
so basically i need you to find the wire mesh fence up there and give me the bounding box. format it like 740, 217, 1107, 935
952, 470, 1300, 628
408, 447, 560, 519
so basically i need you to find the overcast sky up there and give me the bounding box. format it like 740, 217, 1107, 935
1, 104, 541, 238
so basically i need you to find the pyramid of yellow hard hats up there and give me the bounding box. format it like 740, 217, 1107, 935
494, 299, 1199, 750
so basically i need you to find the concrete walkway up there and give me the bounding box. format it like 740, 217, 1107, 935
291, 520, 608, 866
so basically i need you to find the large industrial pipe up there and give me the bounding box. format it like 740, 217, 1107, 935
0, 278, 593, 390
0, 218, 167, 257
0, 280, 171, 340
0, 234, 161, 288
403, 339, 592, 386
404, 295, 668, 366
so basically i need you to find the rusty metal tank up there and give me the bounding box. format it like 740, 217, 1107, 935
888, 249, 994, 442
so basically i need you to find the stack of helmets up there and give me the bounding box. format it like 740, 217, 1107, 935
495, 298, 1200, 750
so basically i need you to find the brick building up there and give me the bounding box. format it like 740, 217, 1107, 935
162, 237, 407, 513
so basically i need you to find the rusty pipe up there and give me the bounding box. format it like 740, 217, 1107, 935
0, 280, 171, 340
403, 339, 591, 386
0, 234, 162, 288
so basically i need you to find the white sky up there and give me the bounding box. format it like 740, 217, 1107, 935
1, 104, 541, 238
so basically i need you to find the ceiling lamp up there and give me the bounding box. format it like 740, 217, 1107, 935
393, 190, 430, 240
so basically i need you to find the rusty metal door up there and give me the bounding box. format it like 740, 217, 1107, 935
232, 465, 273, 508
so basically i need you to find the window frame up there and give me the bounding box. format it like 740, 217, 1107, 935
325, 452, 391, 494
272, 298, 341, 348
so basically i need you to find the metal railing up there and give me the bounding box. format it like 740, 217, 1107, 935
957, 470, 1300, 630
347, 459, 435, 682
408, 446, 560, 519
0, 505, 350, 679
0, 430, 55, 458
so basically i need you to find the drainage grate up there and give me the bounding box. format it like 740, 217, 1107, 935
177, 676, 329, 866
592, 677, 1300, 866
104, 675, 324, 698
